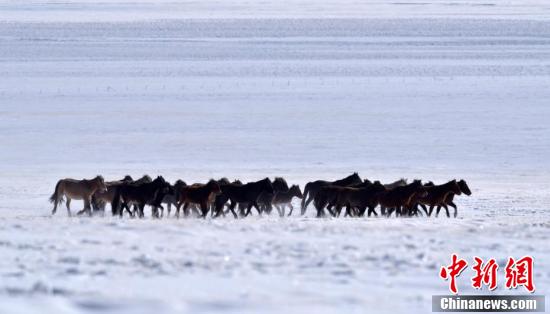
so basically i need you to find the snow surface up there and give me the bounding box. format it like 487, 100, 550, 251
0, 1, 549, 313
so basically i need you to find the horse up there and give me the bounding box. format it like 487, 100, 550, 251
175, 180, 222, 218
313, 185, 349, 217
418, 180, 463, 218
112, 176, 170, 218
50, 175, 107, 217
442, 179, 471, 217
272, 185, 303, 217
301, 173, 362, 215
313, 178, 373, 217
376, 180, 427, 217
213, 179, 243, 218
384, 178, 407, 189
215, 178, 274, 218
161, 179, 187, 217
333, 181, 386, 217
243, 177, 290, 215
91, 175, 134, 215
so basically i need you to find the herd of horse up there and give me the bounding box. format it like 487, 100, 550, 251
49, 173, 471, 219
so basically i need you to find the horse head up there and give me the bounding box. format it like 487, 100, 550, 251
207, 180, 222, 194
290, 185, 303, 199
458, 179, 472, 196
122, 175, 133, 182
348, 172, 361, 183
217, 177, 230, 185
273, 177, 289, 191
260, 177, 274, 194
95, 175, 108, 192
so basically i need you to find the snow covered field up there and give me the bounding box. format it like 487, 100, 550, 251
0, 1, 549, 313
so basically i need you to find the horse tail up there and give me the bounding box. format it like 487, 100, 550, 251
49, 180, 63, 205
112, 189, 121, 216
301, 182, 311, 211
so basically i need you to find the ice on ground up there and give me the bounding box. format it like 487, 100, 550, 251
0, 1, 549, 313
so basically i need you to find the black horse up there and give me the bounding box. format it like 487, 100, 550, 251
112, 176, 170, 218
215, 178, 274, 218
301, 173, 362, 215
241, 177, 290, 215
214, 179, 242, 218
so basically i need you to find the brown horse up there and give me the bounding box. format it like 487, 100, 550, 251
175, 180, 222, 218
50, 175, 107, 216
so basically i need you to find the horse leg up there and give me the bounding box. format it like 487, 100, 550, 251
287, 204, 294, 217
435, 205, 442, 217
139, 203, 145, 218
125, 203, 134, 218
85, 197, 92, 216
191, 205, 201, 217
254, 202, 262, 216
183, 203, 190, 217
344, 204, 354, 217
316, 207, 324, 218
65, 198, 72, 217
428, 205, 435, 217
442, 204, 450, 218
449, 201, 458, 218
275, 204, 283, 217
419, 203, 429, 216
302, 196, 314, 215
369, 206, 378, 217
228, 201, 238, 219
200, 202, 208, 218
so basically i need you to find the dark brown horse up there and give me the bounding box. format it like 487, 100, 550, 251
313, 179, 374, 217
175, 180, 222, 218
313, 185, 349, 217
215, 178, 274, 218
419, 180, 465, 218
333, 181, 387, 217
442, 179, 472, 217
301, 173, 362, 215
377, 180, 427, 217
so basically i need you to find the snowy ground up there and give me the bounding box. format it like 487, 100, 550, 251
1, 1, 550, 313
